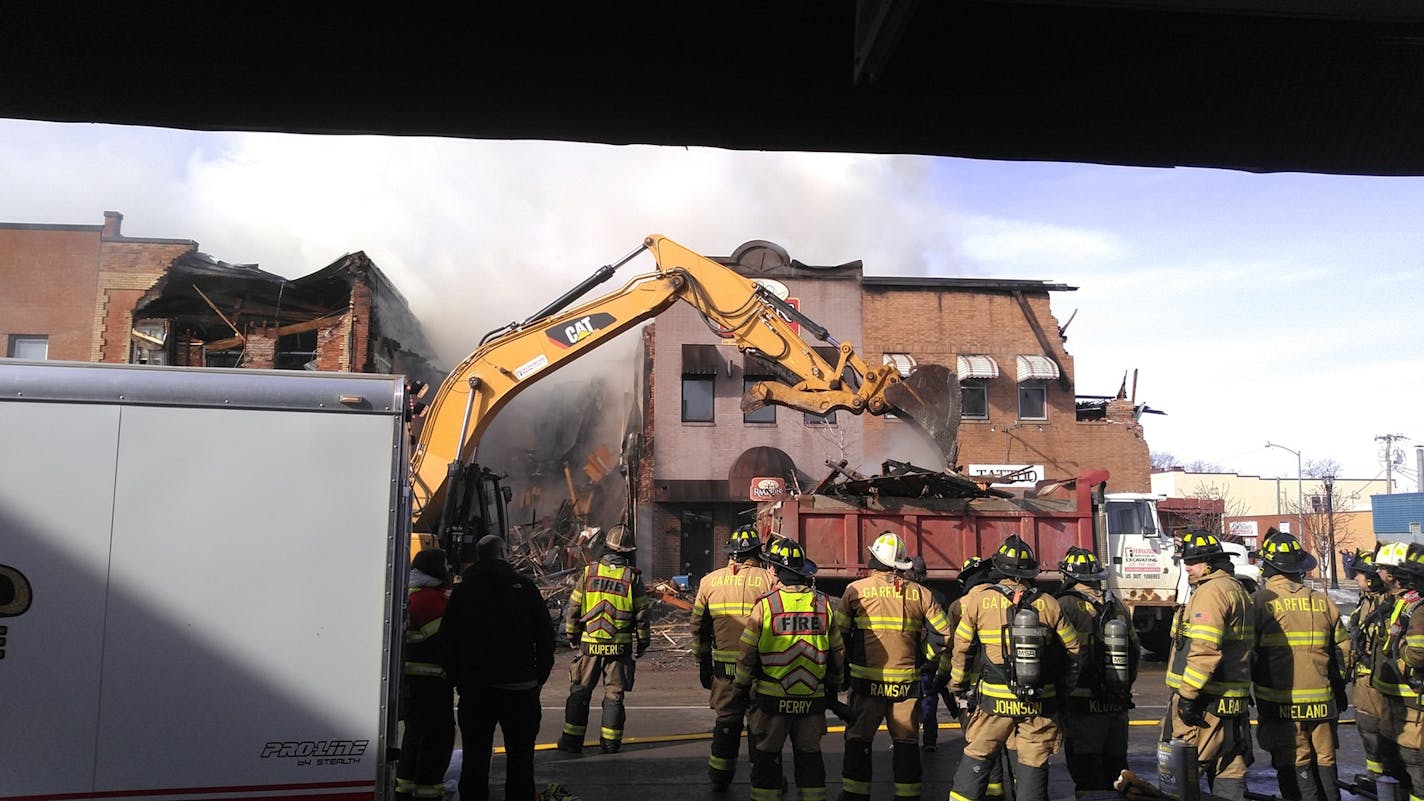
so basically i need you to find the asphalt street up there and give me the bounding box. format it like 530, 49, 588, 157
457, 651, 1371, 801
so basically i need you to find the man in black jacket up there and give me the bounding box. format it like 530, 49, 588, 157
442, 534, 555, 801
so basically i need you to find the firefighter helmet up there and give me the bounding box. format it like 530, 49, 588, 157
992, 535, 1041, 579
1059, 546, 1109, 581
726, 524, 762, 555
868, 531, 914, 570
1256, 528, 1317, 574
603, 523, 637, 553
1376, 541, 1408, 570
1178, 530, 1226, 564
1403, 543, 1424, 578
411, 548, 450, 582
959, 555, 992, 584
1344, 546, 1378, 576
764, 537, 817, 576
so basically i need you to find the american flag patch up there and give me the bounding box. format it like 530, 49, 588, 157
1193, 611, 1211, 621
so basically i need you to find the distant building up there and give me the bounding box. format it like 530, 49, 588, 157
634, 239, 1153, 581
1373, 492, 1424, 542
1, 211, 440, 384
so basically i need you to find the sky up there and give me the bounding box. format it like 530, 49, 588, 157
3, 117, 1421, 487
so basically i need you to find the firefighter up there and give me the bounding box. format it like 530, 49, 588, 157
559, 523, 651, 754
838, 531, 953, 801
734, 537, 844, 801
935, 556, 1007, 799
691, 524, 777, 791
907, 556, 951, 753
1344, 545, 1389, 785
1251, 529, 1350, 801
395, 549, 456, 801
1054, 546, 1138, 795
945, 535, 1080, 801
1370, 541, 1424, 797
1162, 530, 1255, 801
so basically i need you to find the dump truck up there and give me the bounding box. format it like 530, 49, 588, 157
1, 361, 408, 801
762, 464, 1256, 655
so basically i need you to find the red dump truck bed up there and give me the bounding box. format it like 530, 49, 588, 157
764, 470, 1109, 581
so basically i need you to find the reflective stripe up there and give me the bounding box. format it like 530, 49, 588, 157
752, 788, 782, 801
406, 616, 442, 644
563, 723, 586, 736
709, 755, 734, 771
404, 661, 446, 678
843, 779, 873, 795
1258, 632, 1334, 647
855, 616, 925, 631
412, 786, 444, 799
600, 726, 622, 740
849, 664, 918, 682
1254, 685, 1333, 703
950, 793, 977, 801
893, 782, 921, 798
1367, 760, 1385, 774
395, 779, 416, 793
801, 787, 828, 801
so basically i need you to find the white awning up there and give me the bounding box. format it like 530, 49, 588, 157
956, 354, 1000, 380
1016, 354, 1061, 382
882, 353, 918, 377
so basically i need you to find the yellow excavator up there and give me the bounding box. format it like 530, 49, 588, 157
408, 234, 962, 563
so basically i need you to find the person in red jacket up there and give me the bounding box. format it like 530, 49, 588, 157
395, 549, 455, 801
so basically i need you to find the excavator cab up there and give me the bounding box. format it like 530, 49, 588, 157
411, 463, 511, 568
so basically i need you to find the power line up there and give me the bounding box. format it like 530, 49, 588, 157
1377, 433, 1409, 494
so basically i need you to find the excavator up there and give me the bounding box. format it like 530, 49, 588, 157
408, 234, 962, 563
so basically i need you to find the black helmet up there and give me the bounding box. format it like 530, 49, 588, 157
1345, 546, 1379, 577
763, 537, 817, 577
411, 548, 450, 582
1256, 528, 1317, 574
1178, 530, 1226, 564
1059, 546, 1109, 581
604, 523, 637, 553
1403, 543, 1424, 578
991, 535, 1040, 579
958, 555, 992, 584
727, 524, 762, 555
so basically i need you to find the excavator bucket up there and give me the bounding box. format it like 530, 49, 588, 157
882, 363, 962, 468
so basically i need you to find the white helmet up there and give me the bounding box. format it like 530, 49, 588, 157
1377, 541, 1408, 568
868, 531, 913, 570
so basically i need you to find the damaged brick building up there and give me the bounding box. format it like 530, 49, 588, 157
633, 240, 1154, 581
1, 211, 440, 385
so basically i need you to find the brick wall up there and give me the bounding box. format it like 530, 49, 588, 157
95, 239, 193, 362
241, 324, 277, 368
0, 226, 103, 361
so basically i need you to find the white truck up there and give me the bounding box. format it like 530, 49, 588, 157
1103, 492, 1260, 655
0, 360, 408, 801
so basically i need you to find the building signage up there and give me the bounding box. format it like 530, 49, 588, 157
749, 476, 786, 501
1229, 520, 1259, 542
966, 464, 1045, 486
1122, 547, 1162, 579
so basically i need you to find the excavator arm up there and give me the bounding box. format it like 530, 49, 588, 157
410, 234, 960, 532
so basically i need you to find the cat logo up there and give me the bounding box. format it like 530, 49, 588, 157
545, 313, 617, 349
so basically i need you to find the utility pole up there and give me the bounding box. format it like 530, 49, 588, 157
1323, 474, 1338, 589
1377, 433, 1408, 493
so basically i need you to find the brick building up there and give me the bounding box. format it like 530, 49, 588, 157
632, 240, 1151, 580
1, 212, 440, 383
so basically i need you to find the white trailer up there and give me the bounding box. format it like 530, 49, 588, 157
0, 361, 408, 801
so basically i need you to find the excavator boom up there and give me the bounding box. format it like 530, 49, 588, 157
410, 235, 961, 537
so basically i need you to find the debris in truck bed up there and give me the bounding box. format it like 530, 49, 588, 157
813, 459, 1014, 501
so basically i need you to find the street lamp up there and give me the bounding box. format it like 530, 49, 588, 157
1265, 441, 1304, 544
1322, 473, 1338, 589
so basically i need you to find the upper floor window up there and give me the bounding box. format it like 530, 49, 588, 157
804, 410, 837, 426
130, 320, 169, 365
742, 379, 776, 424
682, 343, 721, 423
962, 380, 989, 420
1018, 382, 1047, 420
7, 334, 48, 360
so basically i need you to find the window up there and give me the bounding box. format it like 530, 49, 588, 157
7, 335, 48, 360
882, 353, 916, 377
962, 380, 988, 420
804, 410, 836, 426
682, 343, 720, 423
1018, 382, 1047, 420
742, 379, 775, 423
682, 376, 715, 422
130, 321, 169, 365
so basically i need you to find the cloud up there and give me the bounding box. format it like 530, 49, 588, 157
960, 217, 1127, 268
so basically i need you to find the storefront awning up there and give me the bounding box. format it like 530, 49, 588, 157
1016, 354, 1061, 382
956, 354, 999, 380
682, 343, 723, 376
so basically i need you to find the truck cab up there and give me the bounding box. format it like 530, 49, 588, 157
1103, 493, 1181, 655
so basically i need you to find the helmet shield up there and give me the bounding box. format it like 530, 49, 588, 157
1255, 529, 1317, 574
1058, 546, 1109, 581
992, 535, 1040, 579
726, 524, 762, 555
765, 537, 816, 577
